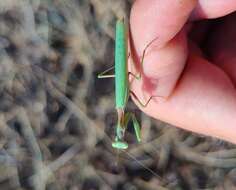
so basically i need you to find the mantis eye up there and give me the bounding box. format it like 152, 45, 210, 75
112, 141, 128, 150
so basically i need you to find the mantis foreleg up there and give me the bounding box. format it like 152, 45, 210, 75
124, 112, 141, 143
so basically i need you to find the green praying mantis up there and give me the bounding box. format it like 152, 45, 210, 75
98, 18, 158, 150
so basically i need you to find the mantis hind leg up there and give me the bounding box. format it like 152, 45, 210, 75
128, 36, 159, 80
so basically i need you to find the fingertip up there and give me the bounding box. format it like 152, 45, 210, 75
130, 0, 197, 54
191, 0, 236, 20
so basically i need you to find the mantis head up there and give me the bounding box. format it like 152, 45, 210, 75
112, 108, 142, 150
112, 123, 128, 150
112, 140, 128, 149
112, 137, 128, 150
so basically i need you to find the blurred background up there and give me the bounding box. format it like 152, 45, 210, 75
0, 0, 236, 189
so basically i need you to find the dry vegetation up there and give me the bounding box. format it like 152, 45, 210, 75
0, 0, 236, 189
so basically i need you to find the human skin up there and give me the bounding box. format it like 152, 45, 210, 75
129, 0, 236, 144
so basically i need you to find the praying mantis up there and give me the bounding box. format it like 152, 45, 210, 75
98, 18, 158, 150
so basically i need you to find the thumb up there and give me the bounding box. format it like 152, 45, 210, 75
130, 0, 196, 97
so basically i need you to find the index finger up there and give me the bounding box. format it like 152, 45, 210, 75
129, 0, 196, 97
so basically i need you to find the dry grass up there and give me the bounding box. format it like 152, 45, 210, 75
0, 0, 235, 189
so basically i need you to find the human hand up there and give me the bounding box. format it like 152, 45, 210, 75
129, 0, 236, 144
